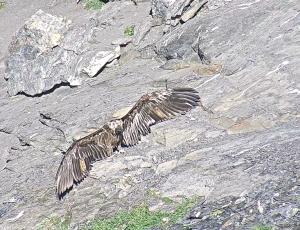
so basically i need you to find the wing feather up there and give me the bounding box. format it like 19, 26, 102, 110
122, 88, 200, 146
55, 130, 114, 198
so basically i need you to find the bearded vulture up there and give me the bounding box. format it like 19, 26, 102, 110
56, 88, 201, 198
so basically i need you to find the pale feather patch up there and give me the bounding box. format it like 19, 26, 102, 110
79, 159, 87, 172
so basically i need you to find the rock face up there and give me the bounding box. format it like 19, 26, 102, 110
151, 0, 204, 26
148, 0, 210, 63
155, 19, 204, 62
0, 0, 299, 229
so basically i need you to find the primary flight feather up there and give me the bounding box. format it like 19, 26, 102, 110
56, 88, 201, 198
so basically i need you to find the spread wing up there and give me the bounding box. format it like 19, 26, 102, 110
55, 131, 114, 198
121, 88, 200, 146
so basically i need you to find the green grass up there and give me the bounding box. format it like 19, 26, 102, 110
84, 197, 200, 230
0, 1, 5, 10
84, 0, 108, 10
124, 25, 135, 37
168, 197, 199, 224
253, 225, 273, 230
37, 215, 71, 230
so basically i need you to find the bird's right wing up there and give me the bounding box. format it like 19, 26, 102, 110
55, 135, 113, 198
121, 88, 200, 146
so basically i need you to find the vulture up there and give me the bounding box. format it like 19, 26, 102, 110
56, 88, 201, 198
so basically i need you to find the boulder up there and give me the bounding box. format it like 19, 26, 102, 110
151, 0, 207, 27
5, 9, 121, 96
155, 18, 207, 62
5, 10, 78, 96
151, 0, 192, 24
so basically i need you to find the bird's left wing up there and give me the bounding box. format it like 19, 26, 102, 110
55, 133, 113, 198
121, 88, 200, 146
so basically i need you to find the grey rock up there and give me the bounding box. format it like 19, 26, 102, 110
4, 7, 124, 96
177, 148, 211, 166
111, 37, 132, 46
226, 115, 276, 135
0, 132, 19, 171
140, 161, 153, 168
132, 16, 153, 46
90, 159, 128, 181
204, 130, 223, 138
151, 0, 191, 23
180, 177, 300, 229
155, 17, 207, 62
82, 46, 121, 77
180, 0, 207, 23
160, 168, 215, 199
155, 159, 178, 174
152, 127, 198, 147
151, 0, 207, 30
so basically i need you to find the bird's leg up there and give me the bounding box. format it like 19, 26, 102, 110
115, 147, 126, 155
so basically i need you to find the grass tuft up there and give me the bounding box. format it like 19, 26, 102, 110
84, 0, 107, 10
84, 197, 200, 230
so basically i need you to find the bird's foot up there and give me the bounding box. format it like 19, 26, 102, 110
116, 148, 126, 155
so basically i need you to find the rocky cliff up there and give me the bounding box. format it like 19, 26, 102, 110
0, 0, 299, 229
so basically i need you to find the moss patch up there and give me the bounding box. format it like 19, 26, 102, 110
0, 1, 6, 10
124, 25, 135, 37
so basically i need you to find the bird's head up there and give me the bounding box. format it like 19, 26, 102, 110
107, 119, 123, 134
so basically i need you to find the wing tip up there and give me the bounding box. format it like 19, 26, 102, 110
56, 186, 73, 200
173, 87, 199, 93
55, 165, 88, 200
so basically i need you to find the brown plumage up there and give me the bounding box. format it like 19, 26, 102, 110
55, 88, 201, 198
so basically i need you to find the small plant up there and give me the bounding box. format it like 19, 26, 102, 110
0, 1, 6, 10
84, 0, 107, 10
124, 25, 135, 37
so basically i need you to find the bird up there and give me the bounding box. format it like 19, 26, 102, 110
77, 0, 138, 5
55, 87, 202, 198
